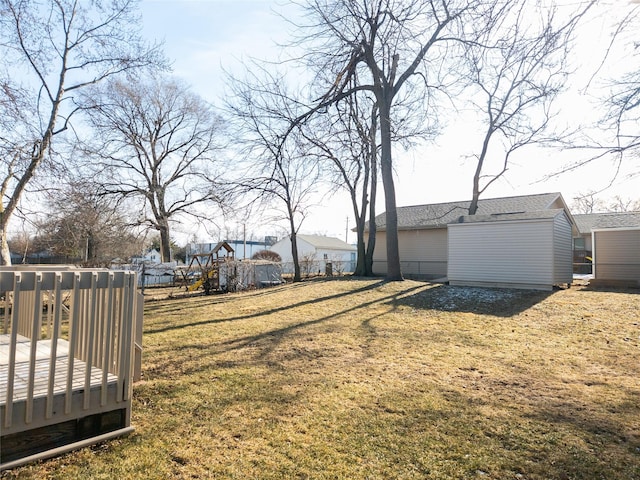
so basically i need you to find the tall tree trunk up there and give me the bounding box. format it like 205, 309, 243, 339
158, 222, 171, 263
352, 155, 369, 276
352, 195, 367, 276
86, 233, 96, 266
290, 232, 302, 282
0, 223, 11, 266
365, 105, 378, 277
287, 202, 302, 282
378, 95, 402, 281
468, 127, 492, 215
365, 169, 377, 277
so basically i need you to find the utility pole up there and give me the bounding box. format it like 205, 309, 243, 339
345, 216, 349, 244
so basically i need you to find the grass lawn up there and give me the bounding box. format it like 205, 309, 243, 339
3, 278, 639, 479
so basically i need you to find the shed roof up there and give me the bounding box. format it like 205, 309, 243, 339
573, 212, 640, 233
297, 234, 356, 251
371, 192, 567, 231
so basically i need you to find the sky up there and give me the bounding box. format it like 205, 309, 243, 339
139, 0, 639, 245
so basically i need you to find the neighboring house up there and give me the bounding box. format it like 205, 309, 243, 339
573, 211, 640, 258
269, 234, 357, 274
144, 248, 161, 263
131, 248, 161, 264
574, 212, 640, 286
368, 192, 578, 290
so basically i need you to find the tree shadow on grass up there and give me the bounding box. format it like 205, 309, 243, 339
182, 283, 425, 359
579, 284, 640, 295
145, 278, 390, 335
518, 386, 640, 479
145, 281, 426, 378
391, 283, 556, 317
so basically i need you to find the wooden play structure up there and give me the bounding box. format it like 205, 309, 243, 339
0, 266, 143, 470
177, 241, 235, 294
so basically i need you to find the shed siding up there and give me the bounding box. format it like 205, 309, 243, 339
448, 220, 554, 289
371, 229, 447, 278
553, 213, 573, 284
593, 229, 640, 282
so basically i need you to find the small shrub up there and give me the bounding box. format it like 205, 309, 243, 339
252, 250, 282, 262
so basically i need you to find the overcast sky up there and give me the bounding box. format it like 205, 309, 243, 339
140, 0, 639, 243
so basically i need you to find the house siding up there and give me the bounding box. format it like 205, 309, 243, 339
553, 213, 573, 284
447, 219, 555, 290
370, 229, 447, 278
269, 236, 356, 274
593, 228, 640, 283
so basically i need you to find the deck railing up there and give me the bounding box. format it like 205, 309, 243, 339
1, 267, 140, 432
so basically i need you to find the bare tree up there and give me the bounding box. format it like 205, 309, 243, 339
608, 195, 640, 212
571, 191, 606, 214
601, 5, 640, 162
36, 181, 144, 266
299, 87, 379, 276
226, 66, 321, 283
289, 0, 508, 280
464, 1, 594, 215
82, 76, 225, 263
550, 4, 639, 183
572, 191, 640, 214
0, 0, 162, 265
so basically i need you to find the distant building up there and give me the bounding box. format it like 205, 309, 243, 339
269, 234, 356, 274
132, 248, 161, 264
186, 236, 278, 263
573, 211, 640, 283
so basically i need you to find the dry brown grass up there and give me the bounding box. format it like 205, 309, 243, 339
3, 279, 639, 479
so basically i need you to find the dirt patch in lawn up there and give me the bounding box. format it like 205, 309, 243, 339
4, 278, 639, 479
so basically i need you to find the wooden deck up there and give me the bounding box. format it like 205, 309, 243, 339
0, 268, 141, 471
0, 334, 117, 404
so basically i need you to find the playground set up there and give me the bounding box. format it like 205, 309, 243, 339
176, 241, 236, 294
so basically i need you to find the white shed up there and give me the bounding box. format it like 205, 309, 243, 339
592, 227, 640, 287
447, 209, 573, 290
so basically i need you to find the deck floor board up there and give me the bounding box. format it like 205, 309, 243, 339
0, 334, 116, 404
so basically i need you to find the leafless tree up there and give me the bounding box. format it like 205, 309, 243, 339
571, 191, 606, 214
36, 180, 145, 266
288, 0, 510, 280
0, 0, 162, 265
299, 87, 379, 276
550, 3, 639, 184
226, 66, 321, 283
82, 76, 226, 263
572, 191, 640, 214
602, 5, 640, 166
464, 1, 594, 215
608, 195, 640, 212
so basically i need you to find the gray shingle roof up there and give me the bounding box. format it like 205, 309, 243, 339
573, 212, 640, 233
372, 192, 565, 231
